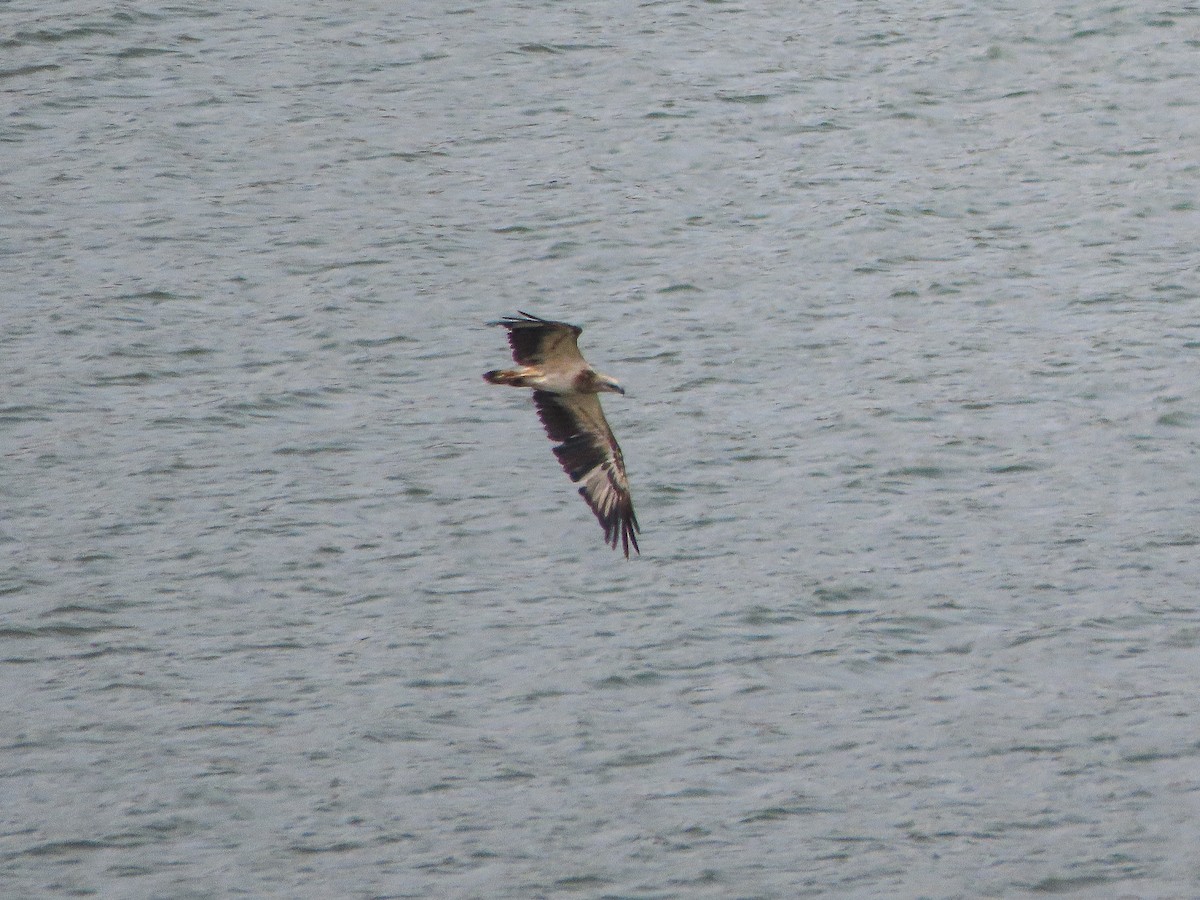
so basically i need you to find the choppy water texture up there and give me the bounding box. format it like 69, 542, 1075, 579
4, 1, 1200, 897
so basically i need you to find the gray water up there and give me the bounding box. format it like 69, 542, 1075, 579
4, 1, 1200, 897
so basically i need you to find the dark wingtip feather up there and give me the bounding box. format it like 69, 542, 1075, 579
488, 311, 540, 328
579, 486, 640, 558
486, 310, 582, 335
622, 506, 641, 557
624, 511, 641, 558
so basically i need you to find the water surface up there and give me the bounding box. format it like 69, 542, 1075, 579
4, 2, 1200, 896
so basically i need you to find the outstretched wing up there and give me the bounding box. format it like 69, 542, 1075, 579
493, 311, 586, 369
532, 390, 640, 557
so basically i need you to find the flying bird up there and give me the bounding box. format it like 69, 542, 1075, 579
484, 311, 640, 557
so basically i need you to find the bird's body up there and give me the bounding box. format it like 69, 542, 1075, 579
484, 311, 640, 557
485, 366, 579, 394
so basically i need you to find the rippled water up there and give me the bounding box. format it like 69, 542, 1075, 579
5, 2, 1200, 897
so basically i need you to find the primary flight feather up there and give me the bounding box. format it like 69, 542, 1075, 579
484, 311, 640, 557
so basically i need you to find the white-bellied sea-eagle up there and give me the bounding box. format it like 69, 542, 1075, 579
484, 311, 640, 557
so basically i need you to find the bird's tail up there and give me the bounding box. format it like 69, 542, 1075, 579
483, 368, 533, 387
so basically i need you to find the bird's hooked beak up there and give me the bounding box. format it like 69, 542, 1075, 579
598, 374, 625, 395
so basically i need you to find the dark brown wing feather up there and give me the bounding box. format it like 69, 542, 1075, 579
533, 390, 640, 557
492, 311, 585, 367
